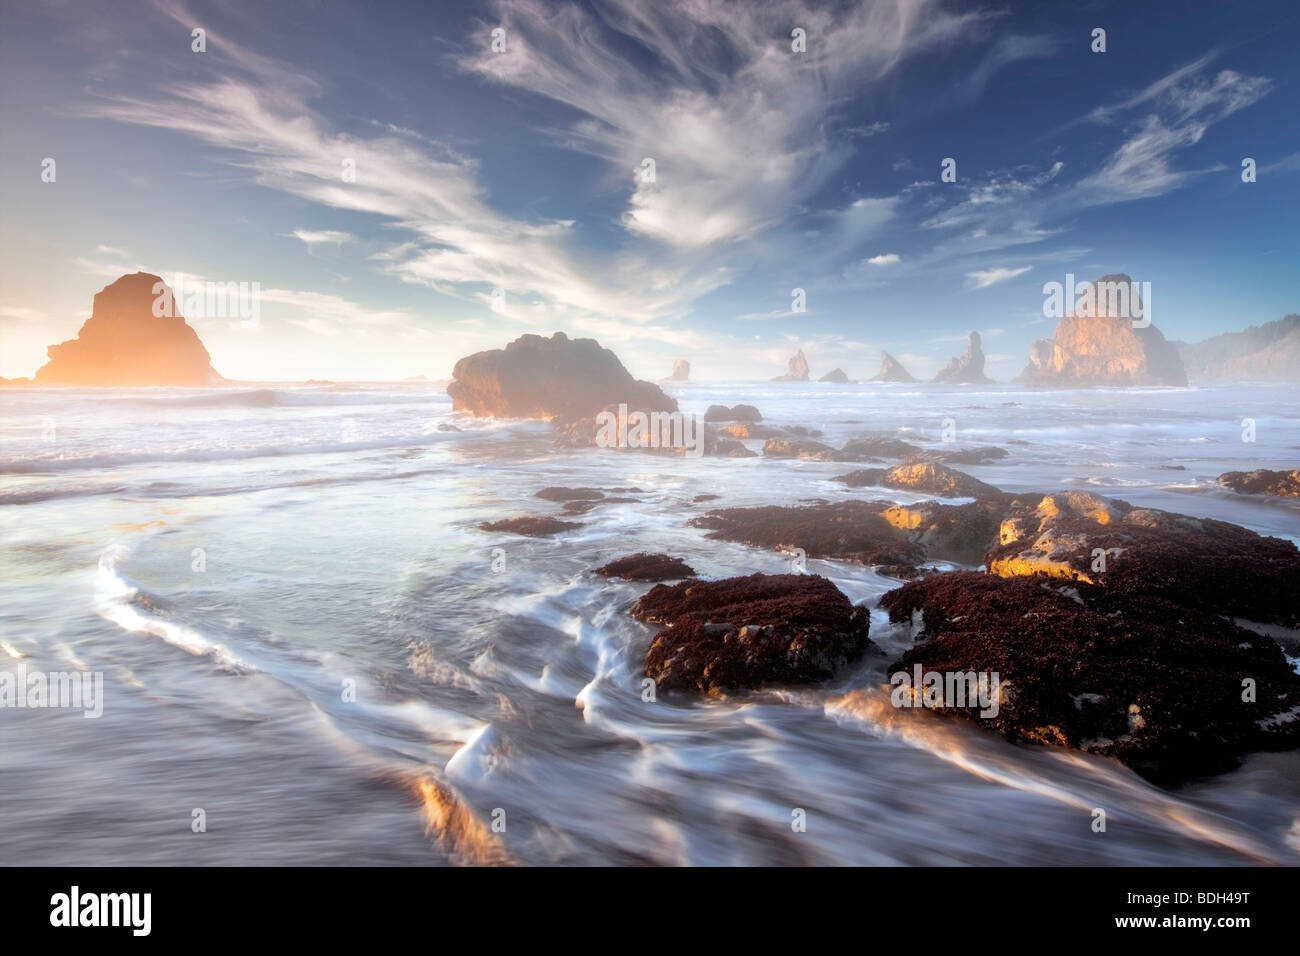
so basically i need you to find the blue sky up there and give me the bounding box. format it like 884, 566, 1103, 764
2, 0, 1298, 381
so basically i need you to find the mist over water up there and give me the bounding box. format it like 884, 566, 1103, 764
2, 380, 1298, 865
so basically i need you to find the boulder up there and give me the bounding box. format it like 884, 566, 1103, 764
1217, 468, 1300, 498
702, 404, 762, 422
632, 573, 873, 693
34, 272, 222, 386
762, 437, 834, 459
448, 332, 676, 420
833, 462, 1001, 498
594, 553, 696, 582
479, 516, 582, 537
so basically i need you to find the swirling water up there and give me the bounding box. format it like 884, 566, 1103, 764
1, 380, 1298, 865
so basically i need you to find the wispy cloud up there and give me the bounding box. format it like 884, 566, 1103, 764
966, 266, 1030, 289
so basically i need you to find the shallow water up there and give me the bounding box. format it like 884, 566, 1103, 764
1, 380, 1298, 865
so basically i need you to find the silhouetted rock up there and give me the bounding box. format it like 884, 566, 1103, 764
1217, 468, 1300, 498
772, 349, 810, 382
448, 332, 675, 420
819, 368, 850, 383
1175, 315, 1300, 382
871, 350, 918, 383
1019, 275, 1186, 386
881, 571, 1300, 781
480, 516, 582, 537
702, 404, 762, 422
667, 359, 691, 381
987, 491, 1300, 626
921, 446, 1009, 466
34, 272, 221, 386
932, 331, 992, 384
594, 553, 696, 582
833, 462, 1000, 498
632, 573, 873, 693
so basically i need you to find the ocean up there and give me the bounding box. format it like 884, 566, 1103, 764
2, 380, 1298, 865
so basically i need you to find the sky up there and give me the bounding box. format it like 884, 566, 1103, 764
1, 0, 1298, 382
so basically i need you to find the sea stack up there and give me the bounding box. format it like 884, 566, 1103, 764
1019, 274, 1186, 386
819, 368, 850, 383
447, 331, 676, 420
871, 350, 917, 383
772, 349, 810, 382
932, 331, 992, 384
34, 272, 222, 386
667, 359, 691, 381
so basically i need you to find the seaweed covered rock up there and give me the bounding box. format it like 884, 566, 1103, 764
632, 573, 873, 693
691, 501, 924, 567
535, 487, 604, 502
1217, 468, 1300, 498
480, 516, 582, 537
702, 404, 762, 422
594, 553, 696, 582
986, 492, 1300, 626
826, 435, 924, 461
833, 461, 1000, 498
762, 437, 834, 459
880, 571, 1300, 780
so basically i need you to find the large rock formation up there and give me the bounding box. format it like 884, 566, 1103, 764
772, 349, 810, 381
448, 332, 676, 420
819, 368, 851, 383
34, 272, 221, 386
932, 332, 992, 384
1019, 275, 1186, 386
631, 573, 874, 693
1217, 468, 1300, 498
666, 359, 691, 381
1174, 315, 1300, 381
871, 350, 917, 383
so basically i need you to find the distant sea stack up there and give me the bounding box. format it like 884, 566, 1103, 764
1019, 274, 1186, 387
932, 331, 992, 384
447, 331, 676, 420
772, 349, 810, 382
819, 368, 850, 383
1174, 315, 1300, 382
871, 350, 917, 383
666, 359, 691, 382
34, 272, 221, 386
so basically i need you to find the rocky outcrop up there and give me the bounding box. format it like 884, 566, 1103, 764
667, 359, 691, 382
479, 516, 582, 537
932, 332, 992, 385
594, 553, 696, 582
762, 437, 834, 459
1217, 468, 1300, 498
772, 349, 810, 382
535, 487, 604, 502
881, 571, 1300, 781
448, 332, 675, 420
871, 350, 917, 383
1019, 275, 1186, 386
1175, 315, 1300, 382
833, 462, 1000, 498
986, 491, 1300, 626
827, 435, 924, 461
819, 368, 851, 383
692, 501, 926, 567
632, 573, 873, 693
34, 272, 222, 386
702, 404, 762, 422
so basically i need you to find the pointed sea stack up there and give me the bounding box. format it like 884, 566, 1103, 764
932, 332, 992, 384
772, 349, 810, 382
871, 350, 917, 383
